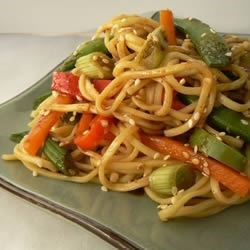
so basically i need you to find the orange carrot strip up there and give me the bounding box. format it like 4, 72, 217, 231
23, 95, 73, 155
141, 134, 250, 197
76, 113, 94, 137
160, 9, 177, 45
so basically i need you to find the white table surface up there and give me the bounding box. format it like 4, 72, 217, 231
0, 1, 249, 249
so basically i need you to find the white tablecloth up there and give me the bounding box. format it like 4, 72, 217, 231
0, 1, 249, 249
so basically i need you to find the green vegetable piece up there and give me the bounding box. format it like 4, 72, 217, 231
174, 18, 230, 67
33, 92, 51, 110
75, 52, 114, 79
59, 38, 109, 72
43, 137, 72, 175
209, 107, 250, 143
149, 163, 195, 195
189, 128, 246, 172
178, 94, 250, 142
135, 26, 167, 69
10, 131, 28, 143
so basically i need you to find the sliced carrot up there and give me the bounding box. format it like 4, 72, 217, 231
140, 134, 250, 197
160, 9, 177, 45
23, 95, 73, 155
74, 116, 113, 151
75, 113, 94, 137
92, 79, 112, 93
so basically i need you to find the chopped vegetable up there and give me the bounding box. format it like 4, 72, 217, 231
23, 95, 73, 155
174, 18, 230, 67
75, 52, 114, 79
74, 115, 113, 151
171, 91, 186, 110
33, 92, 52, 110
59, 38, 109, 72
135, 26, 167, 69
178, 94, 250, 142
10, 131, 28, 143
43, 137, 72, 175
91, 79, 112, 92
189, 128, 246, 172
149, 163, 195, 195
141, 134, 250, 197
76, 113, 94, 137
51, 72, 82, 98
160, 9, 177, 45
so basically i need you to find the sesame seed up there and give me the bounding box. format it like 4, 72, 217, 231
133, 29, 138, 35
194, 145, 198, 154
92, 55, 98, 61
203, 108, 207, 114
121, 18, 126, 22
32, 171, 38, 177
102, 58, 110, 64
187, 119, 193, 128
152, 35, 159, 42
101, 186, 108, 192
76, 95, 83, 101
216, 136, 222, 141
191, 158, 200, 165
162, 164, 168, 167
171, 197, 177, 204
178, 189, 184, 194
218, 132, 226, 136
159, 204, 168, 210
236, 135, 240, 139
225, 52, 232, 57
100, 119, 109, 127
128, 118, 135, 126
182, 152, 189, 159
201, 33, 206, 38
153, 153, 160, 160
193, 112, 200, 121
210, 28, 216, 34
164, 155, 170, 160
83, 130, 89, 135
241, 119, 248, 125
134, 79, 141, 86
188, 17, 193, 21
51, 137, 59, 142
103, 66, 110, 71
42, 110, 50, 116
171, 186, 178, 196
52, 91, 59, 97
202, 166, 210, 176
179, 78, 186, 85
69, 116, 75, 122
184, 143, 190, 147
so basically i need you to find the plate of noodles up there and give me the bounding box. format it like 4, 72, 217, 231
1, 10, 250, 249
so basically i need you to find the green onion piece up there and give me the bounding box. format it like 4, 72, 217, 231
33, 92, 51, 110
75, 52, 114, 79
43, 137, 73, 175
10, 131, 29, 143
149, 163, 196, 195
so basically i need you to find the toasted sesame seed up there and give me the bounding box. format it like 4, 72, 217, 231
52, 91, 59, 97
152, 35, 159, 42
179, 78, 186, 85
182, 152, 189, 159
171, 186, 178, 196
134, 79, 141, 86
51, 137, 59, 142
83, 130, 89, 135
128, 118, 135, 126
202, 166, 210, 176
216, 136, 222, 141
92, 55, 98, 61
103, 66, 111, 71
225, 52, 232, 57
133, 29, 138, 35
101, 186, 108, 192
241, 119, 248, 125
102, 58, 110, 64
194, 145, 198, 154
178, 189, 184, 194
162, 163, 168, 167
218, 132, 226, 136
153, 152, 160, 160
42, 110, 50, 116
76, 95, 83, 101
164, 155, 170, 160
69, 116, 75, 122
193, 112, 200, 121
191, 158, 200, 165
201, 33, 206, 38
100, 119, 109, 127
236, 135, 241, 139
159, 204, 168, 210
210, 28, 216, 34
184, 143, 190, 147
188, 17, 193, 21
187, 119, 193, 128
32, 171, 38, 177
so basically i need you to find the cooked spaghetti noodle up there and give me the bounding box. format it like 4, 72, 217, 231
3, 12, 250, 221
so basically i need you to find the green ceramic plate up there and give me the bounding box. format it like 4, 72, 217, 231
1, 55, 250, 250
